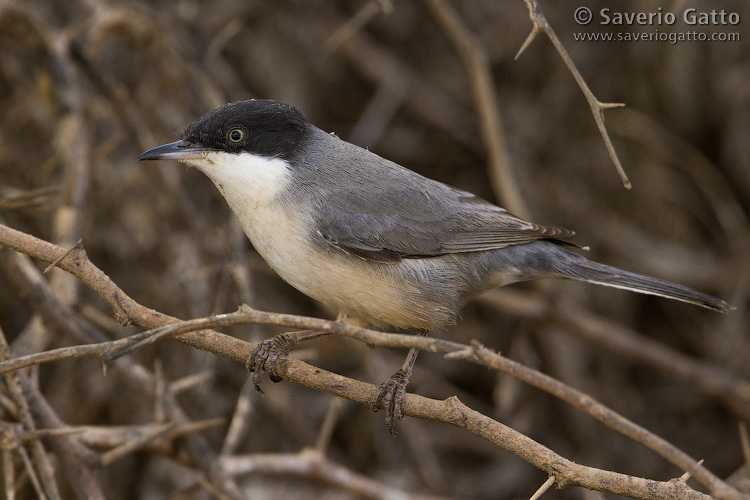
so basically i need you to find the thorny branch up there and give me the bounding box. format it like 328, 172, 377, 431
518, 0, 630, 188
0, 224, 745, 500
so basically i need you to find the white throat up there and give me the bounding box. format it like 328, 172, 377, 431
184, 151, 292, 213
181, 151, 312, 290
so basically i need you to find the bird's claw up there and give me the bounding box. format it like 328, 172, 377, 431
246, 333, 297, 392
372, 368, 410, 435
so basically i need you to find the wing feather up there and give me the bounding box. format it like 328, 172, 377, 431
315, 175, 573, 261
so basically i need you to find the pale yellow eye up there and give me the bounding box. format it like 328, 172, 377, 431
227, 128, 245, 143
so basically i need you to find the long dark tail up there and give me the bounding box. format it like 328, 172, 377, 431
536, 243, 733, 312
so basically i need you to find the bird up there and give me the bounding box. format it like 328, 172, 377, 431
139, 98, 732, 433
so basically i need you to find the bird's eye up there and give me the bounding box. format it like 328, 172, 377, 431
227, 127, 245, 143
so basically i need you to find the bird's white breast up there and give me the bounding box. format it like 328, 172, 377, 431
184, 152, 306, 275
183, 151, 442, 329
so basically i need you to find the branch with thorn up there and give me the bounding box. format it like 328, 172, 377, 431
0, 223, 745, 500
518, 0, 630, 188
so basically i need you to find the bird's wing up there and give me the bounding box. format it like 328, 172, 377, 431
315, 176, 574, 263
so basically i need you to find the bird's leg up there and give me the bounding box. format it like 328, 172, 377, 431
246, 329, 331, 392
373, 328, 428, 435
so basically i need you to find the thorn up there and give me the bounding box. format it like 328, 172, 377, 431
679, 459, 704, 481
44, 238, 83, 273
444, 347, 473, 359
529, 476, 555, 500
515, 26, 540, 60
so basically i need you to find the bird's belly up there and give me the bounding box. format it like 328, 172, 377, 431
235, 204, 454, 330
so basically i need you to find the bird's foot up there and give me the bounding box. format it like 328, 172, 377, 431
246, 333, 298, 392
372, 368, 410, 435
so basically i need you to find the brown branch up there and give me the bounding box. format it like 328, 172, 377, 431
100, 306, 743, 498
2, 448, 15, 500
314, 398, 346, 454
450, 341, 737, 500
222, 449, 449, 500
47, 20, 92, 308
1, 224, 744, 500
0, 234, 245, 499
221, 380, 256, 456
2, 302, 740, 497
16, 370, 104, 500
0, 186, 60, 210
518, 0, 630, 188
422, 0, 529, 217
98, 422, 177, 466
283, 365, 714, 500
478, 291, 750, 419
0, 328, 62, 500
7, 293, 738, 499
0, 223, 244, 359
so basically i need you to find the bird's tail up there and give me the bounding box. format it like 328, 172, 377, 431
550, 246, 732, 312
508, 241, 734, 312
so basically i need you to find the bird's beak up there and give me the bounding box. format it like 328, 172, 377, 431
138, 140, 210, 161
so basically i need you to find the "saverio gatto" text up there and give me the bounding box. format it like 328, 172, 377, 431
600, 8, 740, 26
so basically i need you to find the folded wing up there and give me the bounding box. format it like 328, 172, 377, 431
316, 178, 573, 262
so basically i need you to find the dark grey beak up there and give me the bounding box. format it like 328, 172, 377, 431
138, 140, 210, 161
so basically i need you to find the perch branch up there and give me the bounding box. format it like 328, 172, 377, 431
1, 224, 745, 499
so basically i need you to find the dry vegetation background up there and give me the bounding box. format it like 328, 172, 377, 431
1, 0, 749, 499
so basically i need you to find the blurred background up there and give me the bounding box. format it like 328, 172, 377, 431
0, 0, 749, 498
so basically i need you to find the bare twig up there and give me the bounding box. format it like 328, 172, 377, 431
314, 398, 346, 454
517, 0, 630, 188
0, 186, 60, 210
423, 0, 529, 217
72, 420, 224, 451
2, 448, 15, 500
48, 25, 92, 306
222, 449, 448, 500
450, 341, 735, 499
1, 224, 744, 500
43, 239, 82, 274
98, 422, 176, 466
11, 293, 738, 500
680, 459, 704, 482
12, 445, 47, 500
478, 290, 750, 418
0, 327, 62, 500
0, 231, 245, 499
170, 370, 213, 395
221, 379, 256, 456
17, 372, 104, 499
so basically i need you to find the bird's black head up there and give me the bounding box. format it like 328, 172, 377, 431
181, 99, 309, 160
